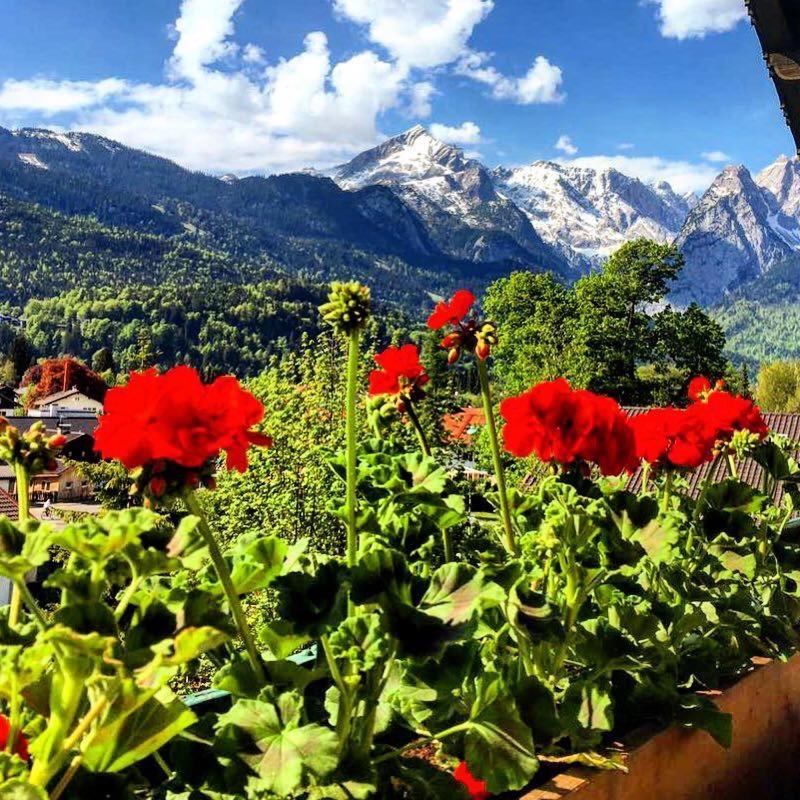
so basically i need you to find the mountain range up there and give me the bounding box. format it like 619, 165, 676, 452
2, 122, 800, 313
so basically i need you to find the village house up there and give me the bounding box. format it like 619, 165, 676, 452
30, 387, 104, 417
0, 460, 91, 502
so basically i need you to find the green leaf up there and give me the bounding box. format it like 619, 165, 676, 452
217, 691, 338, 796
421, 564, 503, 625
677, 696, 732, 747
201, 535, 288, 596
562, 680, 614, 735
464, 676, 539, 794
54, 508, 160, 563
0, 783, 49, 800
0, 518, 54, 582
259, 620, 311, 660
350, 548, 416, 606
632, 518, 681, 563
515, 676, 561, 744
328, 613, 390, 672
167, 515, 208, 571
275, 561, 348, 637
82, 685, 197, 773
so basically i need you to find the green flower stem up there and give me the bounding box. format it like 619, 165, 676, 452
184, 490, 266, 687
404, 399, 431, 458
476, 358, 518, 556
29, 690, 110, 789
16, 579, 47, 630
345, 329, 361, 567
50, 754, 83, 800
405, 399, 452, 560
9, 464, 30, 627
114, 557, 141, 620
727, 452, 739, 480
640, 462, 651, 494
372, 721, 470, 765
5, 676, 20, 760
660, 471, 673, 514
550, 567, 582, 682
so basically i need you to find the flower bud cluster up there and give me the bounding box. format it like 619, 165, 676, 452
130, 459, 217, 508
0, 418, 66, 475
319, 282, 372, 335
427, 290, 498, 363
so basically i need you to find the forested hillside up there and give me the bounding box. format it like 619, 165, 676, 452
712, 257, 800, 369
0, 194, 347, 376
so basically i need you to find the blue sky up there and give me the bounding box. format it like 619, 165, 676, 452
0, 0, 793, 192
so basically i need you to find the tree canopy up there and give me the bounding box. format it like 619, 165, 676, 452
484, 239, 729, 405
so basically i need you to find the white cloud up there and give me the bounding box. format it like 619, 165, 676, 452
0, 1, 412, 174
648, 0, 746, 40
558, 153, 719, 194
407, 81, 436, 118
456, 51, 564, 104
618, 142, 635, 151
169, 0, 244, 80
0, 0, 562, 173
555, 134, 578, 156
333, 0, 493, 69
0, 78, 129, 115
702, 149, 731, 163
242, 44, 266, 65
430, 120, 481, 144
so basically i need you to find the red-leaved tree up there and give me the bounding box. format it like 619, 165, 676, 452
21, 357, 108, 408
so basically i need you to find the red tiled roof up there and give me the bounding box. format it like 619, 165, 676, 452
443, 407, 486, 442
0, 488, 18, 521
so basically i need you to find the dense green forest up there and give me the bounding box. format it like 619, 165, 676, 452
712, 258, 800, 369
0, 194, 410, 376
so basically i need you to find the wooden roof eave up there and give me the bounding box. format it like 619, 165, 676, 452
746, 0, 800, 153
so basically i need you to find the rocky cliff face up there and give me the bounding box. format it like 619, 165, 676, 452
674, 162, 800, 304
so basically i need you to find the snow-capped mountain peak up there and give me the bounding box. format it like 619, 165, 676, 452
493, 159, 689, 262
333, 125, 493, 201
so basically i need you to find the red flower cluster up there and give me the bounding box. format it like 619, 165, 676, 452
94, 367, 272, 474
629, 407, 716, 470
368, 345, 429, 400
427, 290, 475, 330
454, 761, 490, 800
500, 376, 769, 475
0, 715, 29, 761
700, 389, 769, 444
625, 379, 768, 469
500, 379, 637, 476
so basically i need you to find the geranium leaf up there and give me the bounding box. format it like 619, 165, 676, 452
82, 685, 197, 773
217, 691, 338, 796
0, 783, 49, 800
562, 680, 614, 735
464, 676, 539, 793
421, 564, 503, 625
259, 620, 311, 660
274, 561, 348, 637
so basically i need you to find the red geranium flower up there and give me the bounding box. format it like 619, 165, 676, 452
427, 290, 476, 330
692, 390, 769, 445
454, 761, 490, 800
688, 376, 726, 402
94, 367, 272, 473
630, 407, 716, 470
500, 379, 637, 476
368, 345, 429, 397
0, 715, 29, 761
